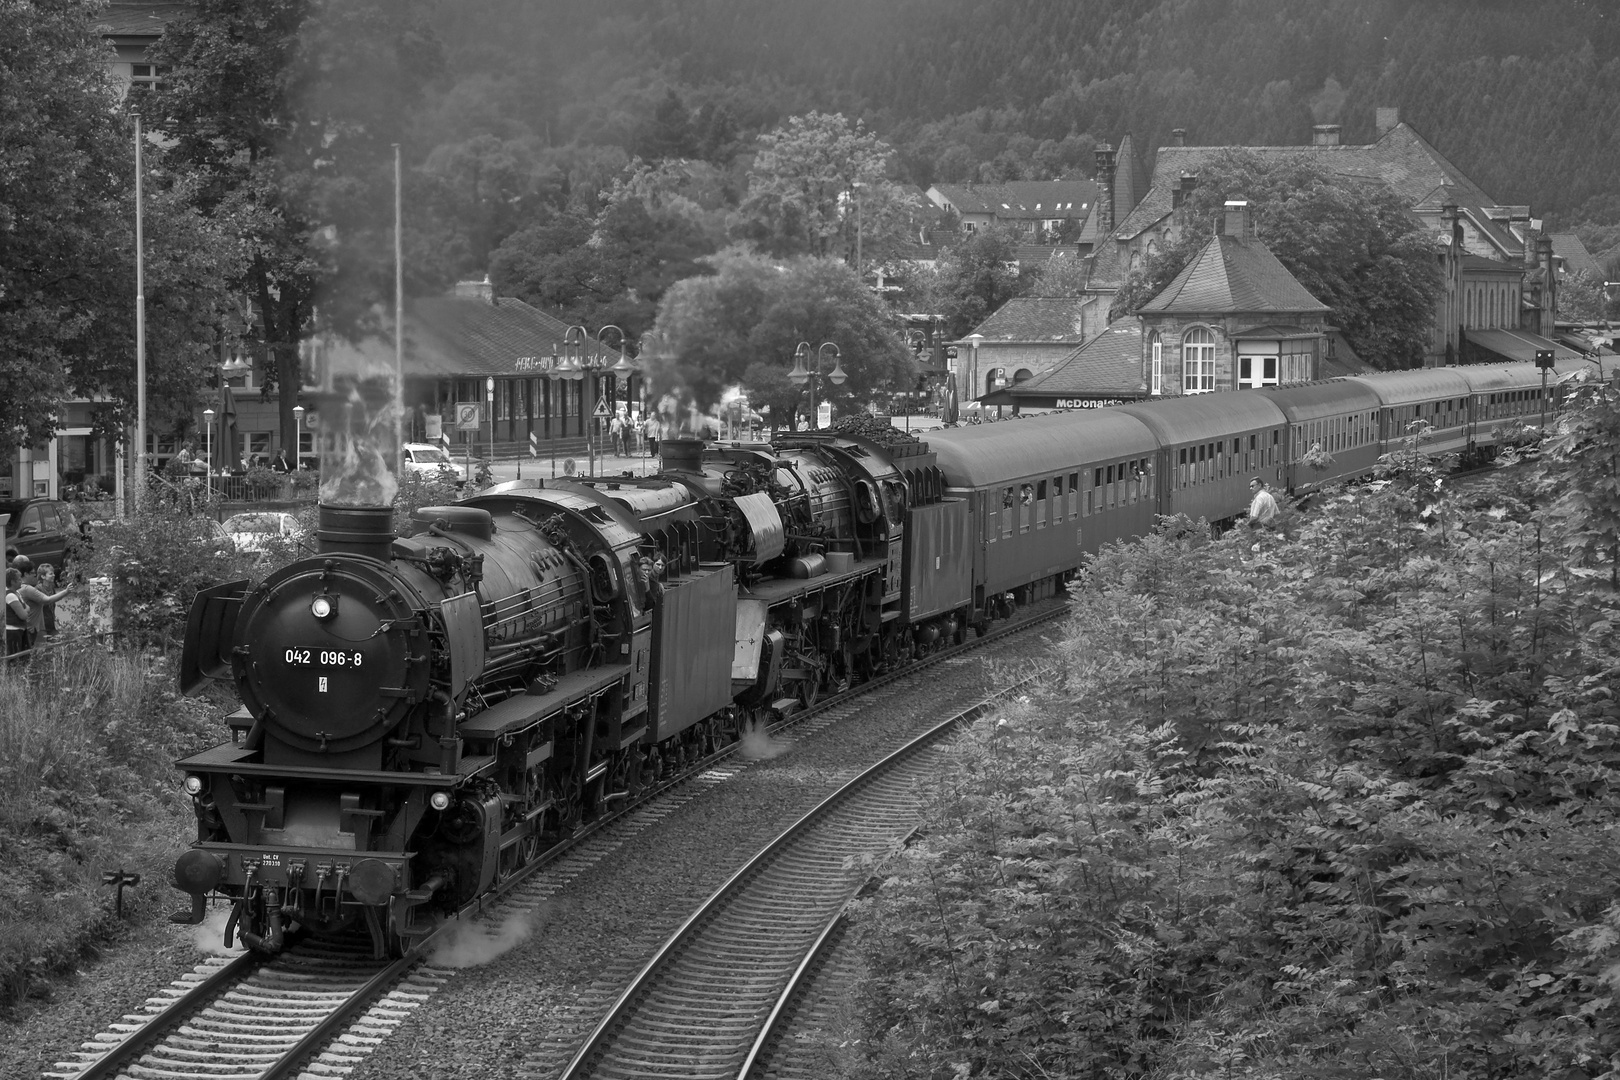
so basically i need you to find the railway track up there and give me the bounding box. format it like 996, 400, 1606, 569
555, 680, 1028, 1080
46, 604, 1062, 1080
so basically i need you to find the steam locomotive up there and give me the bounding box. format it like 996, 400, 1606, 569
172, 358, 1587, 956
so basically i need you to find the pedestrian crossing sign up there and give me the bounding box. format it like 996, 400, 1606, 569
593, 397, 611, 419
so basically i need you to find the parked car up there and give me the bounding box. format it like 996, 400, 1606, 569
220, 511, 304, 557
402, 442, 460, 481
1, 498, 81, 575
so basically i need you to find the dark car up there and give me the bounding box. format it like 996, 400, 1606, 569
1, 498, 81, 576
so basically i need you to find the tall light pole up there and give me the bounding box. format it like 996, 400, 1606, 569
133, 111, 147, 513
788, 341, 846, 431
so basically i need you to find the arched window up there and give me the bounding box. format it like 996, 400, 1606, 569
1149, 332, 1163, 395
1182, 326, 1215, 394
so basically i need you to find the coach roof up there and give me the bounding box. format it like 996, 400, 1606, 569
930, 411, 1158, 489
1116, 392, 1288, 447
1343, 369, 1472, 408
1265, 380, 1384, 424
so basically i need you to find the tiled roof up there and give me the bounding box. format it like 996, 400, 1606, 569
1323, 333, 1367, 378
98, 2, 192, 36
1115, 124, 1505, 248
325, 294, 625, 380
968, 298, 1089, 342
1551, 233, 1603, 279
409, 296, 623, 376
1461, 254, 1523, 273
1012, 244, 1081, 264
1138, 235, 1329, 315
1111, 133, 1148, 233
931, 180, 1098, 220
1012, 320, 1145, 396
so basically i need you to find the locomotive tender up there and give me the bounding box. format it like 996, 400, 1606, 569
172, 358, 1586, 955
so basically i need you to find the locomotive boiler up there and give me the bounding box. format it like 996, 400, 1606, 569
173, 433, 966, 956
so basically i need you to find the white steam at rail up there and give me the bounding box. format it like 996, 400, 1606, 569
428, 910, 535, 968
737, 717, 792, 760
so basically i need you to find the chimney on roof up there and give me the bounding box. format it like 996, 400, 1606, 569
1312, 124, 1341, 147
1221, 199, 1253, 241
1172, 172, 1198, 210
1171, 128, 1186, 147
455, 276, 494, 303
1375, 107, 1399, 138
1094, 143, 1118, 236
1538, 234, 1556, 332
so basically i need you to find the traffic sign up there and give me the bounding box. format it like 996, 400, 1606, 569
455, 402, 481, 431
593, 396, 611, 419
528, 431, 539, 458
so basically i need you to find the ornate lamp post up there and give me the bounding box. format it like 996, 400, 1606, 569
561, 325, 589, 471
788, 341, 846, 431
597, 324, 630, 458
202, 407, 215, 495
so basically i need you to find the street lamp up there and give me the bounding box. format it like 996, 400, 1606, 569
562, 325, 589, 472
202, 407, 215, 495
788, 341, 846, 431
485, 375, 496, 476
292, 405, 305, 470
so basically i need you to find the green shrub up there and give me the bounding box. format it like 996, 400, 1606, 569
85, 501, 262, 646
844, 455, 1620, 1078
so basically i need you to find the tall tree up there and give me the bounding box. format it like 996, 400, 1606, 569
0, 0, 240, 446
736, 112, 920, 268
646, 250, 914, 430
1110, 149, 1443, 370
152, 0, 445, 453
931, 225, 1033, 339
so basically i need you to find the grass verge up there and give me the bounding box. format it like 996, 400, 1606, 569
0, 642, 224, 1014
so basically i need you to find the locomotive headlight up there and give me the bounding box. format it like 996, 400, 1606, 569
310, 594, 335, 620
183, 774, 204, 796
429, 791, 451, 811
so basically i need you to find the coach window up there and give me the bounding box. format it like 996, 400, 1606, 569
1003, 486, 1015, 509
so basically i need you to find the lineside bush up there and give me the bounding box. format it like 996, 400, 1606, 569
842, 378, 1620, 1078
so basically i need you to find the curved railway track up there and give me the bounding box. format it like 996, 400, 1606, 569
46, 603, 1064, 1080
556, 680, 1029, 1080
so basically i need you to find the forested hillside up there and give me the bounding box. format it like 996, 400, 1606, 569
425, 0, 1618, 218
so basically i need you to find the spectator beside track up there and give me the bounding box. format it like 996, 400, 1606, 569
1247, 476, 1279, 530
4, 567, 29, 656
11, 555, 69, 649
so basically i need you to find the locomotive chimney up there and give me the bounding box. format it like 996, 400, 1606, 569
659, 437, 704, 475
317, 504, 396, 560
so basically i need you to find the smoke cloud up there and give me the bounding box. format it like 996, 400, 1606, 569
1310, 77, 1347, 124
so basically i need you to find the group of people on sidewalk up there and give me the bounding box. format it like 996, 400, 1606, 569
4, 554, 71, 658
606, 411, 662, 457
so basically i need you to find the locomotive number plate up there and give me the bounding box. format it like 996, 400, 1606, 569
284, 647, 365, 668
